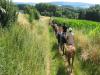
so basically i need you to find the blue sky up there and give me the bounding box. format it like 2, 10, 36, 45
13, 0, 100, 4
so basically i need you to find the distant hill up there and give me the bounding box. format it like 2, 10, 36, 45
15, 2, 35, 6
15, 2, 94, 8
48, 2, 94, 8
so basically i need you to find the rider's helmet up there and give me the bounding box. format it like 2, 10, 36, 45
68, 27, 73, 32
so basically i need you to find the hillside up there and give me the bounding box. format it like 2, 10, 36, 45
15, 1, 94, 8
49, 2, 94, 8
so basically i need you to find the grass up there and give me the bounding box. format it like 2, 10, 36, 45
0, 14, 100, 75
53, 17, 100, 34
0, 14, 51, 75
74, 30, 100, 75
49, 26, 66, 75
52, 17, 100, 75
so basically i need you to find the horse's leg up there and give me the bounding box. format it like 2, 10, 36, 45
68, 56, 72, 73
72, 55, 74, 67
58, 43, 61, 51
61, 45, 64, 55
62, 44, 64, 55
72, 50, 75, 66
71, 52, 75, 73
59, 43, 62, 52
68, 56, 70, 66
70, 58, 74, 73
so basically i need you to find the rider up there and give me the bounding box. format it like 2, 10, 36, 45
66, 27, 75, 46
61, 23, 69, 55
65, 27, 76, 71
62, 23, 69, 36
57, 25, 67, 55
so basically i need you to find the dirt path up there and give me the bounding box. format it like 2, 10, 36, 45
40, 16, 75, 75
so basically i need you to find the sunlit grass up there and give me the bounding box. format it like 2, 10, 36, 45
53, 17, 100, 75
0, 15, 50, 75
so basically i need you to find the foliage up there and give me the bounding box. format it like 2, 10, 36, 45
78, 9, 86, 19
0, 0, 18, 27
35, 3, 100, 22
24, 5, 40, 22
35, 3, 78, 18
17, 4, 27, 10
52, 17, 100, 75
0, 15, 50, 75
89, 26, 100, 45
53, 17, 100, 33
78, 5, 100, 22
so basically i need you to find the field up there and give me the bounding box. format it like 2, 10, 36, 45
53, 17, 100, 75
1, 0, 100, 75
0, 14, 51, 75
0, 13, 100, 75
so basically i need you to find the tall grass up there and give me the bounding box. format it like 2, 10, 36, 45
0, 15, 50, 75
48, 26, 66, 75
53, 17, 100, 75
0, 0, 18, 27
53, 17, 100, 34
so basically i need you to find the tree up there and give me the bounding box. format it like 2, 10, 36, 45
0, 0, 18, 27
24, 5, 40, 22
78, 9, 86, 19
78, 5, 100, 22
85, 5, 100, 22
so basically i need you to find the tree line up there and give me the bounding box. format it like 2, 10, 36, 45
79, 5, 100, 22
17, 4, 40, 22
35, 3, 78, 19
0, 0, 40, 27
35, 3, 100, 22
0, 0, 18, 27
1, 0, 100, 28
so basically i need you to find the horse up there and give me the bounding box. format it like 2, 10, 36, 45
65, 45, 75, 66
56, 25, 68, 55
56, 26, 64, 53
50, 21, 57, 34
64, 28, 76, 72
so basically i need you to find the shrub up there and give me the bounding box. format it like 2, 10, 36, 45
24, 5, 40, 22
0, 23, 47, 75
0, 0, 18, 27
53, 17, 100, 75
89, 26, 100, 45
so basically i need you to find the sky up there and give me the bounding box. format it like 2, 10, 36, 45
13, 0, 100, 4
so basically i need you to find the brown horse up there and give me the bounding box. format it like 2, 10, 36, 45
64, 45, 75, 72
65, 45, 75, 64
64, 29, 76, 72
